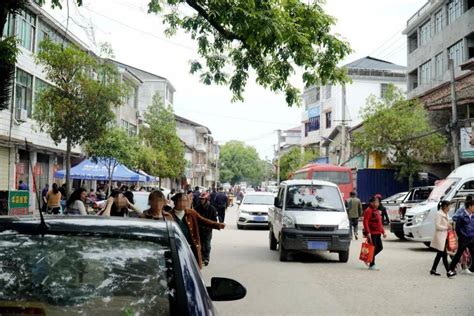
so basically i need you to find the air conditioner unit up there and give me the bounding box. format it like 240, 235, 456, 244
16, 108, 28, 122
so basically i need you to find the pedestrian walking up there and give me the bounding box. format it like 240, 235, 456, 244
41, 184, 49, 212
101, 190, 131, 217
141, 190, 173, 220
347, 192, 363, 240
363, 196, 387, 270
447, 200, 474, 278
170, 193, 225, 269
375, 194, 390, 225
430, 200, 452, 276
46, 183, 62, 214
64, 188, 88, 215
192, 186, 201, 209
195, 192, 219, 266
187, 190, 195, 209
210, 187, 217, 206
18, 180, 28, 191
453, 195, 473, 222
214, 187, 228, 223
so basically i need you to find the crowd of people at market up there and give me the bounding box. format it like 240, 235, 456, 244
39, 182, 245, 268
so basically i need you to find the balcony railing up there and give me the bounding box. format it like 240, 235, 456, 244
407, 1, 433, 27
195, 143, 207, 153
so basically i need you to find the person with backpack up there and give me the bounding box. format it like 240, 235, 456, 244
447, 200, 474, 278
363, 196, 387, 270
429, 200, 452, 276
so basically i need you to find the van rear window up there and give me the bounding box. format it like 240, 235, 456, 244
312, 171, 350, 184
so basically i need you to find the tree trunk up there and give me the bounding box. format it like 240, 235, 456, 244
65, 139, 72, 198
158, 177, 162, 189
107, 161, 114, 197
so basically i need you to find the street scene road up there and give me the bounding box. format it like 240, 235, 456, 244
203, 205, 473, 316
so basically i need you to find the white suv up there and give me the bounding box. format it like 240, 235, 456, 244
268, 180, 351, 262
404, 163, 474, 246
237, 192, 274, 229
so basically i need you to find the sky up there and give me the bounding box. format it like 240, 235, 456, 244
45, 0, 428, 160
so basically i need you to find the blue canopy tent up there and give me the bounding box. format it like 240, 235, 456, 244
137, 169, 157, 182
54, 159, 147, 182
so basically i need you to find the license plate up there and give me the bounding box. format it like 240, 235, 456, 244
308, 241, 328, 250
254, 216, 266, 222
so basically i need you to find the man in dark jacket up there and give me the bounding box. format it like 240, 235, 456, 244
192, 186, 201, 209
195, 192, 218, 266
447, 200, 474, 278
214, 187, 228, 223
375, 194, 390, 225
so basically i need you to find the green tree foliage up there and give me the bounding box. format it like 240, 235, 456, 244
279, 147, 317, 181
353, 85, 446, 187
34, 39, 127, 196
219, 141, 265, 185
141, 93, 186, 184
148, 0, 351, 106
86, 127, 136, 193
0, 0, 82, 110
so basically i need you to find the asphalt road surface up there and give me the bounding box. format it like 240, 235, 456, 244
202, 205, 473, 316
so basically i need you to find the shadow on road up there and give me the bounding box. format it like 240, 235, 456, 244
288, 251, 340, 264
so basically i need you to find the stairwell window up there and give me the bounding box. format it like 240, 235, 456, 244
434, 10, 443, 35
325, 112, 332, 129
380, 83, 389, 99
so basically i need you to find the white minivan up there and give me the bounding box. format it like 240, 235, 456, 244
268, 180, 351, 262
404, 163, 474, 246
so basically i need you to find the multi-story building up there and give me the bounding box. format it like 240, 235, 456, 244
175, 115, 219, 188
301, 56, 406, 165
278, 127, 302, 155
403, 0, 474, 175
0, 1, 178, 212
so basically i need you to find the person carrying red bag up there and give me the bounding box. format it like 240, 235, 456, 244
363, 196, 387, 270
429, 200, 452, 276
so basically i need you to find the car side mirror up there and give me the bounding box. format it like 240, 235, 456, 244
207, 277, 246, 301
236, 200, 241, 205
274, 197, 279, 207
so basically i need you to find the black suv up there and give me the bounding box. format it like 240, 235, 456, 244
0, 216, 246, 315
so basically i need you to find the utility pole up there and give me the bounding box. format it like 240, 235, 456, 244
340, 85, 347, 165
449, 59, 460, 169
277, 129, 282, 184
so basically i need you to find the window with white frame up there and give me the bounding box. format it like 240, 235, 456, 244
2, 14, 15, 37
34, 78, 51, 110
447, 0, 463, 25
16, 9, 36, 52
419, 20, 431, 46
434, 53, 443, 78
121, 119, 137, 136
448, 40, 465, 67
419, 60, 432, 85
434, 10, 443, 34
15, 69, 33, 117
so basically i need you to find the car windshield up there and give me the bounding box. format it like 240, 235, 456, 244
285, 185, 344, 212
312, 171, 350, 184
0, 233, 172, 315
410, 188, 432, 202
243, 195, 274, 205
383, 192, 407, 202
428, 178, 460, 202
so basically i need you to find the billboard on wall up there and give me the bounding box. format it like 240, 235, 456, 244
460, 127, 474, 159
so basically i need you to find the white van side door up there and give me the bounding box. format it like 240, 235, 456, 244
273, 186, 285, 236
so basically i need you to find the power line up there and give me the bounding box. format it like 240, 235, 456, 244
174, 106, 297, 126
84, 7, 196, 51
